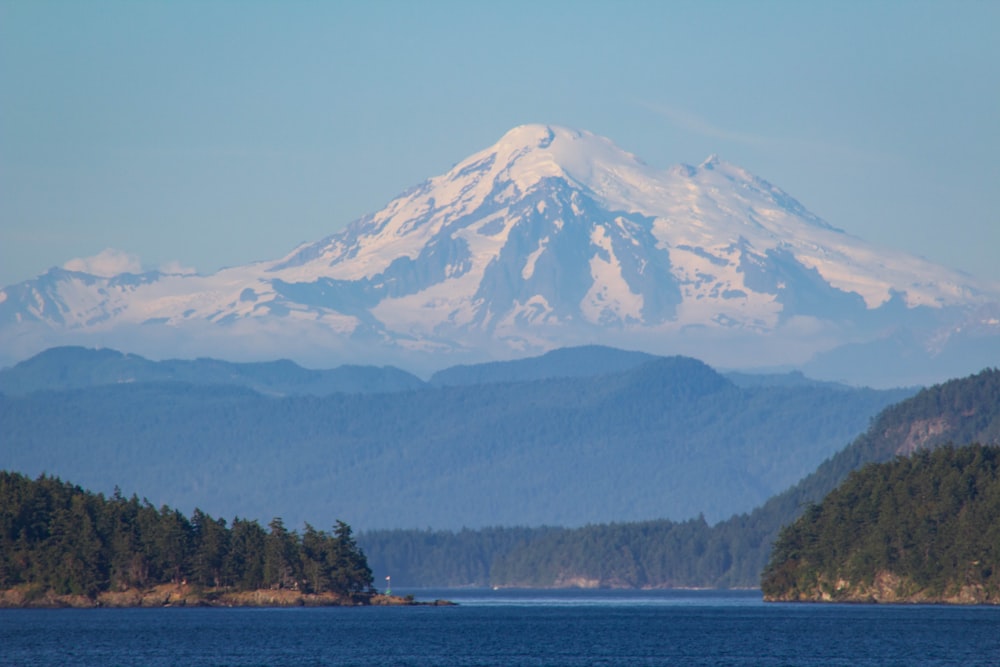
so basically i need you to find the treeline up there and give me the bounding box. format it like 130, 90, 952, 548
488, 515, 774, 588
761, 444, 1000, 602
361, 513, 775, 589
0, 472, 373, 599
361, 369, 1000, 589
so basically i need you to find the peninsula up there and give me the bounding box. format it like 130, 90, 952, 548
762, 445, 1000, 604
0, 472, 447, 608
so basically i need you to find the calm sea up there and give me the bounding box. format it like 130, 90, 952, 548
2, 589, 999, 666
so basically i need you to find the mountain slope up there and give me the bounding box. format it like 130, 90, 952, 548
2, 125, 997, 385
357, 367, 1000, 589
429, 345, 657, 386
711, 366, 1000, 586
0, 355, 911, 531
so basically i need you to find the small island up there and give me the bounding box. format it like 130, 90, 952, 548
762, 444, 1000, 604
0, 472, 450, 608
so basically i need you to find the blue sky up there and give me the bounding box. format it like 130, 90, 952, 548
2, 0, 998, 286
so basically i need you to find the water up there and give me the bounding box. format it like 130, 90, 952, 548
3, 589, 999, 666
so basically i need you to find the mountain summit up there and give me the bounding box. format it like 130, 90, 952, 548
2, 125, 997, 385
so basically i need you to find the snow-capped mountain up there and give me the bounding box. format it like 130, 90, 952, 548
2, 125, 998, 385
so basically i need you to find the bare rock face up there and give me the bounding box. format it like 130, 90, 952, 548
765, 571, 999, 605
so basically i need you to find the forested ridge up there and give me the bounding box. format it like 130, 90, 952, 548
0, 472, 374, 604
0, 355, 912, 530
5, 347, 998, 592
762, 444, 1000, 603
360, 369, 1000, 588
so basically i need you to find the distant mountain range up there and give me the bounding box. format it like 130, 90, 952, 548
0, 344, 843, 396
0, 345, 425, 397
0, 345, 913, 530
2, 125, 997, 387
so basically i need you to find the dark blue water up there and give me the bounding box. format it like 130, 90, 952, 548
3, 589, 999, 666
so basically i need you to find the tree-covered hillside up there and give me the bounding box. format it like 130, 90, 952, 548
0, 355, 911, 530
762, 444, 1000, 603
5, 369, 999, 594
360, 368, 1000, 588
0, 472, 373, 601
428, 345, 656, 386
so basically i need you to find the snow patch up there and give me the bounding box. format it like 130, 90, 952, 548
522, 236, 550, 280
581, 226, 644, 323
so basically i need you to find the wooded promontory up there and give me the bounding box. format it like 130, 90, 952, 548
761, 444, 1000, 603
0, 471, 380, 607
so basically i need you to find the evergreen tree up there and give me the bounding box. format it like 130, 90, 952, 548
328, 520, 374, 596
264, 517, 299, 589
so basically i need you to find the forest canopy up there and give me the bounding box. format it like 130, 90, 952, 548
761, 444, 1000, 603
0, 472, 374, 601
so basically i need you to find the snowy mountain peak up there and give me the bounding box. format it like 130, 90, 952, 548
493, 123, 560, 153
2, 125, 999, 386
270, 125, 659, 280
490, 124, 635, 166
447, 124, 653, 202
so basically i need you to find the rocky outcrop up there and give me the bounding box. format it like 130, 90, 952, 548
764, 571, 1000, 605
0, 584, 451, 608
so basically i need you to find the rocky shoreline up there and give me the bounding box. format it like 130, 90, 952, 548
763, 571, 1000, 605
0, 583, 455, 609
